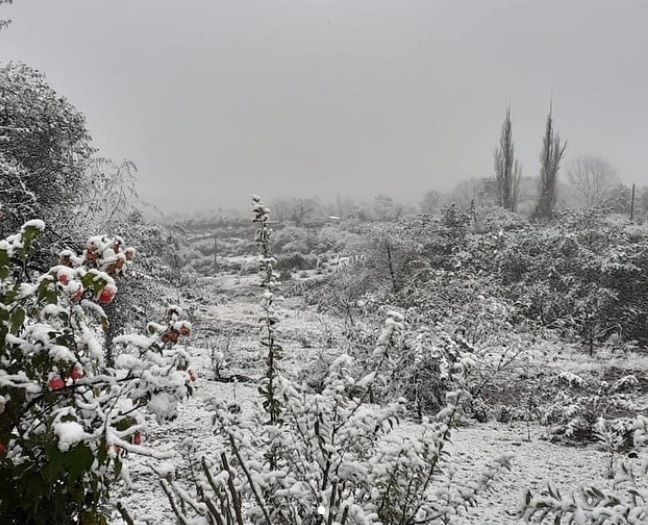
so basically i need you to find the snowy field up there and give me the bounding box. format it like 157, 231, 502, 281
114, 359, 617, 524
111, 274, 632, 524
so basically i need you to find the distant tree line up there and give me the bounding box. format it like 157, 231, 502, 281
243, 102, 641, 226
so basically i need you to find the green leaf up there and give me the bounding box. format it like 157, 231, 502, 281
10, 307, 25, 333
44, 447, 65, 482
114, 416, 136, 432
66, 444, 94, 481
113, 458, 123, 479
81, 273, 96, 288
20, 223, 44, 256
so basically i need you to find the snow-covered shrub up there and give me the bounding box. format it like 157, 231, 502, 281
316, 225, 345, 253
610, 374, 639, 394
276, 252, 318, 273
159, 196, 512, 524
0, 63, 92, 241
0, 221, 193, 523
594, 416, 636, 479
360, 222, 424, 295
389, 330, 463, 419
495, 211, 648, 347
557, 371, 587, 388
542, 378, 638, 446
522, 416, 648, 523
163, 310, 512, 524
316, 265, 374, 331
272, 225, 313, 254
209, 336, 231, 380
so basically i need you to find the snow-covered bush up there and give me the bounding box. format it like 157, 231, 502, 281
316, 225, 351, 253
316, 265, 374, 332
495, 211, 648, 347
0, 221, 193, 523
360, 222, 423, 295
163, 310, 512, 524
542, 377, 638, 446
276, 252, 318, 273
209, 336, 231, 380
159, 196, 512, 524
0, 63, 92, 241
272, 225, 314, 254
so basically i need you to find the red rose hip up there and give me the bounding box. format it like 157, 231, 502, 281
49, 377, 65, 391
98, 283, 117, 305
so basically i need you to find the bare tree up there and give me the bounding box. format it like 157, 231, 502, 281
373, 194, 404, 221
567, 155, 618, 208
268, 196, 320, 224
334, 193, 357, 219
533, 106, 567, 219
447, 177, 497, 210
420, 189, 441, 216
494, 107, 522, 211
290, 197, 319, 225
269, 197, 293, 221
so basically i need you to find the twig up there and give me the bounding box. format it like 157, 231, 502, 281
228, 434, 273, 525
116, 502, 136, 525
160, 479, 190, 525
220, 452, 245, 525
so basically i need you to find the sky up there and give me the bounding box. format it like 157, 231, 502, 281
1, 0, 648, 213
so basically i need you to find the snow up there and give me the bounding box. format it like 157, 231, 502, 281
106, 275, 622, 524
148, 392, 180, 422
114, 377, 621, 525
22, 219, 45, 232
48, 344, 76, 362
54, 421, 89, 452
155, 461, 176, 478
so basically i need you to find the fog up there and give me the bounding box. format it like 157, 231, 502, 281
2, 0, 647, 212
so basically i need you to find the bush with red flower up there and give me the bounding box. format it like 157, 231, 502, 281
0, 220, 194, 524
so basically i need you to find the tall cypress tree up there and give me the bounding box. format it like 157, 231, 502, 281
494, 107, 522, 211
534, 105, 567, 219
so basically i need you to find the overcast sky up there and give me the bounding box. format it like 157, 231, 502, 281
2, 0, 647, 212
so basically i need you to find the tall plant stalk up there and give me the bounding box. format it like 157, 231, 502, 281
251, 195, 283, 427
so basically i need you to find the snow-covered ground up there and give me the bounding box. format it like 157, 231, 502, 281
110, 274, 623, 524
114, 372, 615, 524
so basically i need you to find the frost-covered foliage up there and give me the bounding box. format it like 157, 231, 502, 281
522, 416, 648, 524
0, 222, 193, 524
362, 222, 423, 295
164, 312, 512, 524
542, 374, 639, 446
494, 210, 648, 347
272, 225, 315, 254
308, 206, 648, 438
0, 62, 93, 239
160, 196, 512, 524
0, 154, 37, 232
329, 208, 648, 349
